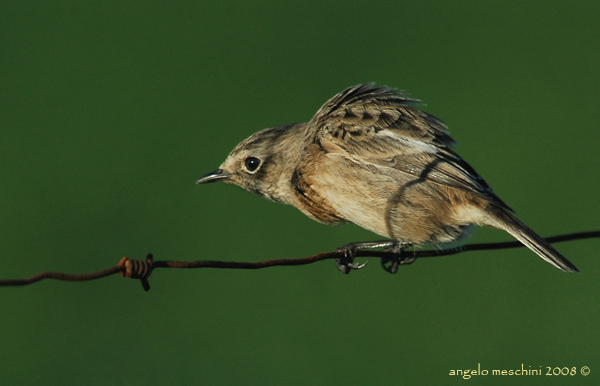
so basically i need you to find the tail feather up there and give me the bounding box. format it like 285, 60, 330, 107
487, 205, 579, 273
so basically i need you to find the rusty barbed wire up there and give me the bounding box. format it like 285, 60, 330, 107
0, 231, 597, 291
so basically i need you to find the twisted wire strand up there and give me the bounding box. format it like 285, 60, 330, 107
118, 254, 153, 291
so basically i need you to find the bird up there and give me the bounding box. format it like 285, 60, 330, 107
196, 83, 578, 274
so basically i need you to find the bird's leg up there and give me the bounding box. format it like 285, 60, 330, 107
335, 240, 396, 274
380, 242, 415, 274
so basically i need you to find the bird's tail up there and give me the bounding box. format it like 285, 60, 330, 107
486, 205, 579, 272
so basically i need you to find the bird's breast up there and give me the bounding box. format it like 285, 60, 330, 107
290, 168, 346, 224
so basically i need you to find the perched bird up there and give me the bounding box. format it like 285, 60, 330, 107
197, 83, 578, 274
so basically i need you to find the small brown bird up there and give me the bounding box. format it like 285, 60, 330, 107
197, 83, 578, 273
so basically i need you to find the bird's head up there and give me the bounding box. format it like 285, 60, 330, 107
197, 124, 305, 203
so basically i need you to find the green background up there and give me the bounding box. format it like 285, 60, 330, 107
2, 1, 599, 385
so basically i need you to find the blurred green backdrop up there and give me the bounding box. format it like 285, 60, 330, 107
1, 1, 599, 385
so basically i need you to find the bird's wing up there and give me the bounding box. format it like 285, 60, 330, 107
308, 83, 510, 209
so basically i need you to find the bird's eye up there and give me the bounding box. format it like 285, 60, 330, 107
244, 156, 262, 173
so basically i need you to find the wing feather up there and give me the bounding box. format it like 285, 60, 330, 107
308, 83, 511, 210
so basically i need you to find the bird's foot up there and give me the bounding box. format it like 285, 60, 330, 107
335, 244, 369, 274
335, 241, 415, 274
380, 242, 415, 274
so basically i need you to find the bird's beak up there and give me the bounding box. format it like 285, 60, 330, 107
196, 169, 230, 184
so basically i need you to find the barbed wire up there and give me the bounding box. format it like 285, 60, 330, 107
0, 230, 597, 291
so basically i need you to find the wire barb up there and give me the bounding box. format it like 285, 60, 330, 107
118, 254, 153, 291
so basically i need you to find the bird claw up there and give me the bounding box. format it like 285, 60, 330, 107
380, 243, 416, 274
381, 256, 400, 274
381, 253, 416, 274
335, 246, 368, 274
335, 258, 369, 274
